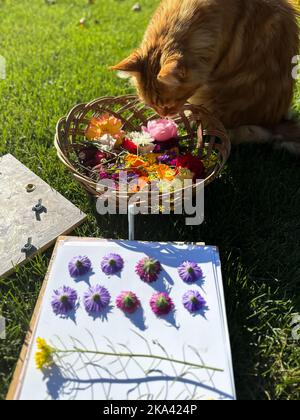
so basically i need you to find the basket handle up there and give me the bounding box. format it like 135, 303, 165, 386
196, 123, 204, 158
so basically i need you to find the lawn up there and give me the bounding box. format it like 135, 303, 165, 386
0, 0, 299, 401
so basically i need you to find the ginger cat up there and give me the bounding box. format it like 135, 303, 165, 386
112, 0, 300, 154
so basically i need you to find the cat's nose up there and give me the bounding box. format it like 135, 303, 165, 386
158, 106, 176, 117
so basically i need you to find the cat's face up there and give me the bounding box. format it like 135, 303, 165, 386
112, 53, 198, 117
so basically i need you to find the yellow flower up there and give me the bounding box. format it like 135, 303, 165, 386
175, 167, 194, 180
86, 114, 123, 140
143, 153, 160, 165
35, 338, 54, 370
203, 154, 218, 171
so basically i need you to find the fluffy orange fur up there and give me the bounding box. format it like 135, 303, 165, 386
113, 0, 300, 150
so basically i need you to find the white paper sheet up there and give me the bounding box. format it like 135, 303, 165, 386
16, 239, 236, 400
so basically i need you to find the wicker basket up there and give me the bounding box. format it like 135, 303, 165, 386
55, 95, 231, 206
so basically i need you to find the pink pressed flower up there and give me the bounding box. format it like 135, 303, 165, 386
116, 291, 141, 314
135, 257, 162, 283
150, 292, 174, 316
143, 119, 178, 142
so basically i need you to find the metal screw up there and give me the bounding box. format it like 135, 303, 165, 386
21, 237, 33, 253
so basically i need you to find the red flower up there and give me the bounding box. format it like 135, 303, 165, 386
78, 146, 107, 168
176, 154, 205, 180
122, 138, 138, 154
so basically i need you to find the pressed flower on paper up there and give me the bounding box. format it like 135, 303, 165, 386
51, 286, 78, 316
101, 253, 124, 275
83, 285, 111, 313
182, 290, 207, 313
35, 338, 55, 370
178, 261, 204, 284
150, 292, 174, 316
116, 291, 141, 314
68, 256, 92, 278
135, 257, 162, 283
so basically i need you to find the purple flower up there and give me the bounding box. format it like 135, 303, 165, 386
157, 151, 178, 165
99, 171, 110, 179
178, 261, 203, 284
182, 290, 207, 313
101, 253, 124, 275
83, 285, 111, 313
51, 286, 78, 315
116, 291, 140, 314
112, 173, 120, 181
150, 292, 174, 316
135, 257, 162, 283
68, 256, 92, 278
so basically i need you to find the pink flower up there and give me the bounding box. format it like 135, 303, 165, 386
116, 291, 141, 314
143, 119, 178, 142
150, 292, 174, 316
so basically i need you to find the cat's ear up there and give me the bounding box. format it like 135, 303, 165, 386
158, 60, 186, 86
111, 53, 142, 75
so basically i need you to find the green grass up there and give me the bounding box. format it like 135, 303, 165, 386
0, 0, 299, 400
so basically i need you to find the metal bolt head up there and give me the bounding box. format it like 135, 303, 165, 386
32, 199, 43, 213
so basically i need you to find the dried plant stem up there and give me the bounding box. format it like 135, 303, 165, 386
56, 348, 223, 373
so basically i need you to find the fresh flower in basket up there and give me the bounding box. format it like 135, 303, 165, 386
77, 113, 218, 194
54, 96, 231, 204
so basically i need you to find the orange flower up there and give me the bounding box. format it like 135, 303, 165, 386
86, 114, 123, 140
129, 176, 150, 193
125, 154, 148, 169
155, 164, 176, 181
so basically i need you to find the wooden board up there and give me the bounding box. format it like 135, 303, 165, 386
0, 154, 86, 277
7, 237, 236, 401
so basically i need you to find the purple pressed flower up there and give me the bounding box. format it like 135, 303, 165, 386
135, 257, 162, 283
83, 285, 111, 313
182, 290, 207, 313
68, 256, 92, 278
178, 261, 203, 284
116, 291, 141, 314
101, 253, 124, 275
51, 286, 78, 315
150, 292, 174, 316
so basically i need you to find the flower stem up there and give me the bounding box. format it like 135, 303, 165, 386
56, 348, 223, 372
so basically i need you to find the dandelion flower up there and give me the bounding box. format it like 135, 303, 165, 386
35, 338, 54, 370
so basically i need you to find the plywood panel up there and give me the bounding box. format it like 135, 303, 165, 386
0, 154, 86, 277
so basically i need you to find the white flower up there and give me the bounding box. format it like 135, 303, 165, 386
97, 134, 117, 151
128, 131, 155, 147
